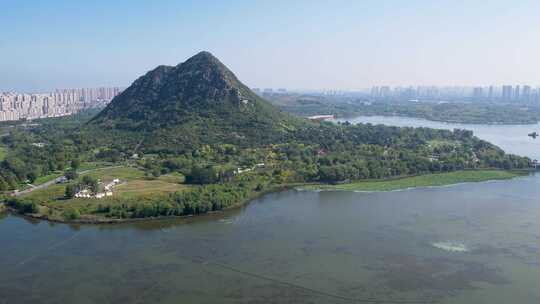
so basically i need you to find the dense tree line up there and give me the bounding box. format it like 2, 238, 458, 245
118, 121, 532, 186
94, 183, 253, 219
270, 94, 540, 125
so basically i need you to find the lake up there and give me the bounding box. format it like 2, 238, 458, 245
1, 116, 540, 304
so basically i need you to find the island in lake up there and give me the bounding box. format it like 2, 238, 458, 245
0, 52, 533, 223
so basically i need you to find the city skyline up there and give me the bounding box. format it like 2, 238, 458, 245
2, 1, 540, 91
367, 84, 540, 103
6, 83, 540, 95
0, 87, 122, 121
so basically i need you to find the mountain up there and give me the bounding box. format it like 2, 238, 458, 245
89, 51, 303, 152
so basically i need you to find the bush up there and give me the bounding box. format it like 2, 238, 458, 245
185, 166, 218, 185
65, 184, 79, 198
70, 159, 81, 170
65, 169, 78, 180
5, 198, 39, 214
62, 208, 81, 220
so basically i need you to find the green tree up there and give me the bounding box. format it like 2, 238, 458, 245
62, 208, 81, 220
82, 176, 99, 193
65, 169, 78, 180
70, 159, 81, 170
27, 171, 38, 184
185, 166, 218, 185
65, 184, 79, 198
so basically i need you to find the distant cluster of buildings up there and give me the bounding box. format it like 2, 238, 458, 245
0, 87, 123, 122
75, 178, 120, 199
369, 85, 540, 103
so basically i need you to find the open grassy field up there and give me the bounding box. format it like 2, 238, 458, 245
114, 179, 191, 199
18, 166, 192, 220
81, 166, 145, 182
81, 167, 188, 198
302, 170, 525, 192
157, 172, 185, 184
25, 167, 189, 202
33, 172, 63, 185
0, 146, 8, 161
21, 184, 66, 203
78, 161, 117, 172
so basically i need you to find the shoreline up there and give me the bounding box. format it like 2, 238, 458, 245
336, 113, 539, 126
298, 170, 530, 192
3, 170, 532, 225
4, 183, 299, 225
300, 178, 522, 194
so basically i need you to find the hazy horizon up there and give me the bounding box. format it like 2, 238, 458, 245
2, 0, 540, 92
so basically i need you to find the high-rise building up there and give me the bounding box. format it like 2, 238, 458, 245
379, 86, 391, 98
522, 85, 531, 102
514, 85, 520, 101
472, 87, 483, 100
502, 85, 513, 101
0, 87, 123, 122
370, 86, 380, 98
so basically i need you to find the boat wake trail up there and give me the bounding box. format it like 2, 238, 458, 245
17, 231, 81, 266
170, 253, 437, 304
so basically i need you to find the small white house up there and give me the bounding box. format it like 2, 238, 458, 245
74, 178, 120, 199
75, 189, 92, 198
104, 179, 121, 191
236, 167, 253, 174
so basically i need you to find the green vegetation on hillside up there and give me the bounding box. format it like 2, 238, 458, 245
87, 51, 304, 153
301, 170, 524, 192
0, 147, 7, 161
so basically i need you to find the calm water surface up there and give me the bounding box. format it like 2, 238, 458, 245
1, 116, 540, 304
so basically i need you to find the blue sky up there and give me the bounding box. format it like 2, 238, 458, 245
1, 0, 540, 91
